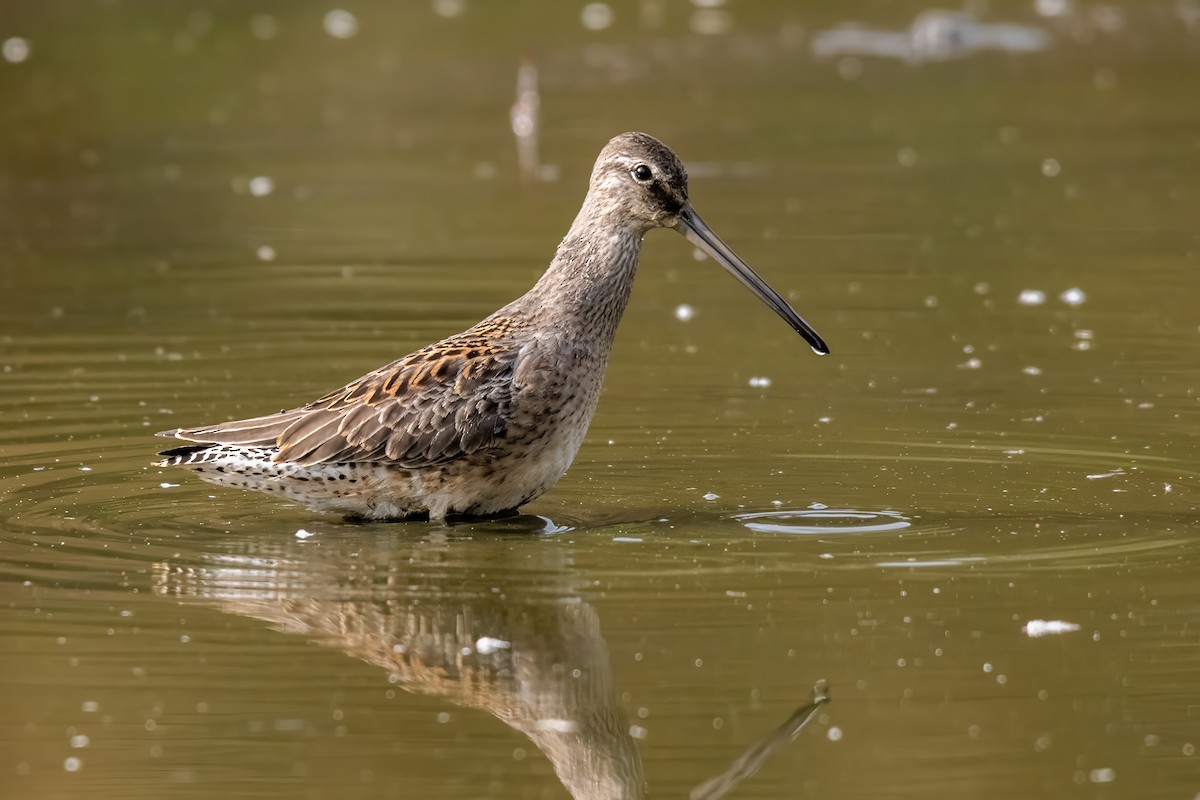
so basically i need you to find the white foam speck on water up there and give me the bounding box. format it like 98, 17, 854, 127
702, 492, 719, 501
613, 536, 643, 543
79, 466, 93, 472
1023, 366, 1042, 376
1041, 157, 1061, 177
809, 502, 828, 509
63, 757, 82, 772
827, 726, 843, 742
70, 734, 90, 749
1088, 768, 1116, 784
81, 701, 99, 713
159, 482, 179, 489
958, 357, 982, 369
323, 9, 358, 38
674, 303, 695, 322
294, 528, 315, 539
256, 245, 276, 262
1035, 0, 1070, 16
580, 2, 613, 30
248, 176, 274, 197
1023, 619, 1082, 638
475, 637, 510, 654
628, 724, 648, 740
432, 0, 466, 18
3, 37, 31, 64
1018, 289, 1046, 306
1086, 469, 1124, 480
748, 376, 772, 388
250, 14, 278, 40
1059, 287, 1086, 306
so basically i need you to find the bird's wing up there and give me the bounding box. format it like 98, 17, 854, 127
165, 340, 522, 468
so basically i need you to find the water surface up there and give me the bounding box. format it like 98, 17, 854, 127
2, 2, 1199, 798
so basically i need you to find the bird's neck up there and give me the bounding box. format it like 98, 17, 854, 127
526, 200, 647, 347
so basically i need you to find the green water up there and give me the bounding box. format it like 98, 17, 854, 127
2, 2, 1199, 798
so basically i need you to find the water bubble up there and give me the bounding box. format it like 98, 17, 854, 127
1059, 287, 1086, 306
2, 37, 31, 64
897, 147, 917, 167
674, 303, 694, 322
1018, 289, 1045, 306
248, 176, 275, 197
827, 726, 843, 742
1035, 0, 1072, 17
837, 57, 863, 81
703, 492, 719, 501
64, 757, 82, 772
1023, 366, 1042, 376
689, 10, 732, 35
256, 245, 277, 262
581, 3, 613, 30
748, 376, 772, 388
250, 14, 279, 40
432, 0, 466, 18
70, 734, 90, 749
1041, 158, 1061, 178
1088, 768, 1116, 784
323, 9, 359, 39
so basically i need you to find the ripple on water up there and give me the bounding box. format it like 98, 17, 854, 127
735, 508, 912, 535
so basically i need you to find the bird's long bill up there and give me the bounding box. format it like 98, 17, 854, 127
675, 205, 830, 355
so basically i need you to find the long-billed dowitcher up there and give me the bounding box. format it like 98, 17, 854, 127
158, 132, 829, 521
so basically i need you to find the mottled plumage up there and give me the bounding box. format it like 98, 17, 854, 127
159, 132, 829, 521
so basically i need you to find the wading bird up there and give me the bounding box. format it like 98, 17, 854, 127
159, 132, 828, 520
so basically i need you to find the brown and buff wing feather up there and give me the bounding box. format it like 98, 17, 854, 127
165, 335, 523, 469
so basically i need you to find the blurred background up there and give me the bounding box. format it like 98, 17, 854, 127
1, 1, 1199, 798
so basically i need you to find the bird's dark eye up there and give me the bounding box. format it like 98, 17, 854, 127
631, 164, 653, 182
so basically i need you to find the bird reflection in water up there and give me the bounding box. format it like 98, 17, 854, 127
154, 524, 829, 799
